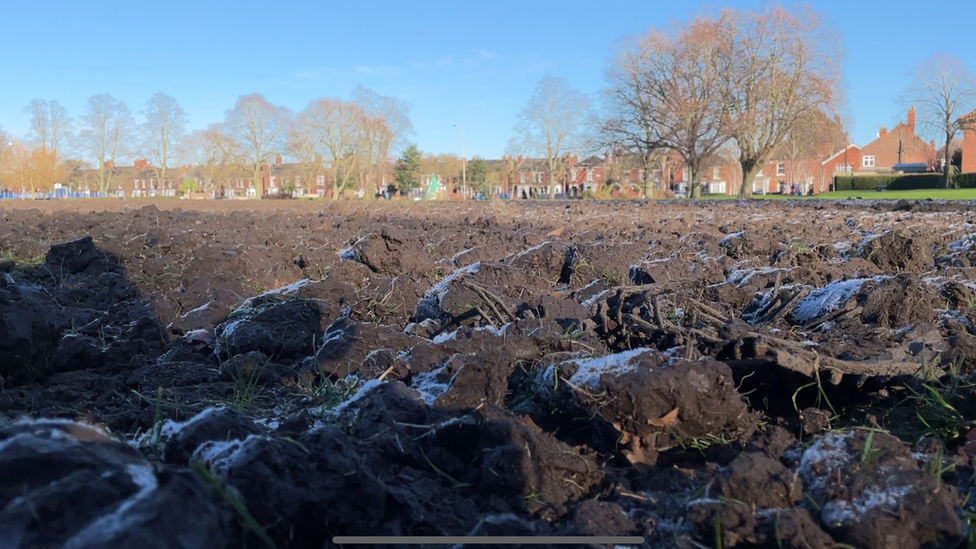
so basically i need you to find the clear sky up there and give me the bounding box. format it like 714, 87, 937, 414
1, 0, 973, 161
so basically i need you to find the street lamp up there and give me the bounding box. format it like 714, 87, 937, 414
454, 124, 465, 198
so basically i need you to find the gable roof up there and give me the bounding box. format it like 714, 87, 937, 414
821, 144, 860, 165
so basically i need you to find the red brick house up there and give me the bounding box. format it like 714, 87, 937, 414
857, 107, 936, 172
961, 109, 976, 174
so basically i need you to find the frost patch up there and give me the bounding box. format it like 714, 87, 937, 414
411, 363, 455, 405
798, 431, 855, 493
719, 232, 743, 247
63, 464, 159, 549
948, 233, 976, 253
330, 378, 385, 416
567, 348, 654, 390
791, 279, 868, 325
821, 485, 913, 526
137, 406, 230, 448
726, 266, 790, 288
416, 262, 481, 320
239, 279, 310, 309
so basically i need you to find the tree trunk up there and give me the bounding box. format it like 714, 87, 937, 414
252, 165, 262, 199
739, 161, 760, 200
643, 152, 656, 199
688, 163, 700, 199
945, 132, 953, 189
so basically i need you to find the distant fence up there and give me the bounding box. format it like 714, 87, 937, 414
0, 191, 111, 200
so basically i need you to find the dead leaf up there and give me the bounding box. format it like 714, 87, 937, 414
647, 407, 679, 427
547, 226, 565, 238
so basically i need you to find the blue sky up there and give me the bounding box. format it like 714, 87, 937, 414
1, 0, 973, 160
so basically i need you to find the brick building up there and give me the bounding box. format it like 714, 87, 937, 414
856, 107, 936, 172
962, 109, 976, 174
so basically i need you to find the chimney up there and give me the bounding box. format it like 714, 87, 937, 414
103, 160, 114, 170
603, 150, 610, 165
879, 125, 888, 139
314, 154, 322, 165
908, 106, 916, 135
517, 155, 523, 164
275, 154, 282, 166
134, 159, 148, 169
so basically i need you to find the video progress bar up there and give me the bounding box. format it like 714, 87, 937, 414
332, 537, 644, 545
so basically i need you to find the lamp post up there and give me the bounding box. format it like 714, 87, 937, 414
454, 124, 465, 198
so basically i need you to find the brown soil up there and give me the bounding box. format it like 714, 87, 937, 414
2, 197, 976, 548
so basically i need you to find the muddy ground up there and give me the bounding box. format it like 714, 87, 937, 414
3, 197, 976, 548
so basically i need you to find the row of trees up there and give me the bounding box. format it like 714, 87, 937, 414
507, 5, 844, 199
0, 87, 414, 198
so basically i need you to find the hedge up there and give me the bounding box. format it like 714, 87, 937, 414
955, 173, 976, 188
833, 174, 944, 191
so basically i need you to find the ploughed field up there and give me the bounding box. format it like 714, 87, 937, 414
3, 198, 976, 548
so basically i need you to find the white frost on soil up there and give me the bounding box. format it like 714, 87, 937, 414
507, 241, 551, 263
136, 406, 230, 448
62, 464, 159, 549
855, 231, 886, 255
726, 266, 791, 288
791, 279, 868, 325
330, 378, 385, 416
798, 431, 854, 493
719, 232, 743, 247
581, 289, 611, 309
416, 262, 481, 319
948, 233, 976, 253
239, 278, 310, 309
192, 435, 267, 478
411, 363, 456, 405
821, 485, 913, 526
567, 348, 653, 390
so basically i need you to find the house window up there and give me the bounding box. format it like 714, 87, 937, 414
712, 167, 721, 180
587, 169, 594, 182
757, 167, 764, 177
316, 175, 325, 186
519, 173, 526, 184
776, 163, 785, 176
535, 172, 545, 184
862, 155, 875, 168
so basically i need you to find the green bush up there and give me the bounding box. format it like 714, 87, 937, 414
833, 174, 944, 191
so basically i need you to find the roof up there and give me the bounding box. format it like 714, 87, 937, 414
821, 144, 861, 165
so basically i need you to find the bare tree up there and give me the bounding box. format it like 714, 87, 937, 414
510, 75, 591, 199
224, 93, 289, 198
23, 99, 72, 156
779, 110, 848, 192
186, 124, 237, 195
605, 19, 728, 199
904, 53, 976, 188
295, 98, 364, 199
351, 87, 412, 199
717, 5, 843, 199
79, 93, 134, 193
141, 93, 188, 193
0, 125, 12, 190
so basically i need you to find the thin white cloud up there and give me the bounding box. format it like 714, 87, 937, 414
472, 49, 498, 60
354, 65, 403, 75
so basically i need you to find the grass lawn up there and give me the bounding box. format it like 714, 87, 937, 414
696, 188, 976, 201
